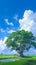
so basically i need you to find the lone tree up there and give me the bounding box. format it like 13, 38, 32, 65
6, 30, 36, 57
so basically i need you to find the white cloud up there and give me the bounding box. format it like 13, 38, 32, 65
0, 28, 15, 34
23, 47, 36, 56
0, 28, 5, 33
4, 18, 14, 26
3, 37, 8, 43
7, 30, 15, 34
19, 10, 36, 36
13, 14, 18, 20
6, 27, 15, 34
11, 50, 19, 55
0, 40, 5, 51
0, 37, 8, 54
0, 37, 19, 55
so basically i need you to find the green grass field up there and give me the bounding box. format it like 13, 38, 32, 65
0, 55, 19, 59
0, 56, 36, 65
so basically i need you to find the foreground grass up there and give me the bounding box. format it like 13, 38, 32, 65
0, 55, 19, 59
0, 56, 36, 65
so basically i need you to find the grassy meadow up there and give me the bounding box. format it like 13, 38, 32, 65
0, 56, 36, 65
0, 55, 19, 59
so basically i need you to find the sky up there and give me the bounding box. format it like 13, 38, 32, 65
0, 0, 36, 55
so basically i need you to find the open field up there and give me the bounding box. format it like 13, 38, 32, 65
0, 56, 36, 65
0, 55, 19, 59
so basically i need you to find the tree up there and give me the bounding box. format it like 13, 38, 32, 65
6, 30, 36, 57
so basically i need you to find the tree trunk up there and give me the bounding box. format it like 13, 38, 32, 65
20, 43, 24, 57
20, 50, 23, 57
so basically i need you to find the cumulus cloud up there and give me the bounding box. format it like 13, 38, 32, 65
0, 37, 8, 54
0, 37, 19, 55
19, 10, 36, 36
4, 18, 14, 26
11, 50, 19, 55
23, 47, 36, 56
3, 37, 8, 43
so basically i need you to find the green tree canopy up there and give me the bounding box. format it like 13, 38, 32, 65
6, 30, 36, 56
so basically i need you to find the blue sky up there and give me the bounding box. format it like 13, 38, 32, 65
0, 0, 36, 55
0, 0, 36, 39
